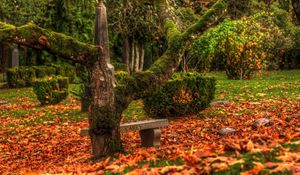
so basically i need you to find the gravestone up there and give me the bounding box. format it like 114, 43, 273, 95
11, 48, 19, 67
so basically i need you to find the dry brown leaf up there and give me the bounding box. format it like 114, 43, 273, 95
246, 140, 254, 152
160, 165, 184, 174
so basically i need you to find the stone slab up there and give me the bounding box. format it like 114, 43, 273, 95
139, 128, 161, 147
80, 119, 169, 136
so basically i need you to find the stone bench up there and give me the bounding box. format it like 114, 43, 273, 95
80, 119, 169, 147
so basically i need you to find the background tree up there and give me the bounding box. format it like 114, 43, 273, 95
107, 0, 165, 73
292, 0, 300, 24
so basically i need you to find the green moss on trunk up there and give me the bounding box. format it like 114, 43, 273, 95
89, 106, 123, 157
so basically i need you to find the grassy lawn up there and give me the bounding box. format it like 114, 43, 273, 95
0, 70, 299, 174
208, 70, 300, 101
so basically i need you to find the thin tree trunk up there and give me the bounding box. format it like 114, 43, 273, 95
130, 40, 135, 73
139, 44, 144, 71
134, 42, 140, 72
122, 37, 130, 72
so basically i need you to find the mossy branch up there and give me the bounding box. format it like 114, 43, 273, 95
0, 22, 101, 64
116, 0, 229, 102
182, 0, 228, 41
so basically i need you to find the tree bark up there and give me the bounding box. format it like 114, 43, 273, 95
139, 44, 145, 71
0, 43, 9, 76
292, 0, 300, 25
134, 42, 140, 72
122, 37, 130, 72
88, 0, 121, 158
130, 40, 135, 72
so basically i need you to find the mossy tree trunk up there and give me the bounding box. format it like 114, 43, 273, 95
0, 0, 230, 158
87, 0, 122, 158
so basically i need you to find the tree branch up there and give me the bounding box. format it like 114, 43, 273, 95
182, 0, 228, 41
0, 22, 101, 64
117, 0, 229, 103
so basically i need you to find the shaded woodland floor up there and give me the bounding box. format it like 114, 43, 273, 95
0, 70, 299, 174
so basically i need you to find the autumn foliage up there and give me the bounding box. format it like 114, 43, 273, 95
0, 71, 299, 174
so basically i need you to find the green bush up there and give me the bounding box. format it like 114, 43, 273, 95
188, 17, 291, 79
33, 66, 56, 78
7, 67, 36, 87
47, 63, 76, 83
32, 76, 69, 105
143, 72, 216, 118
7, 64, 76, 88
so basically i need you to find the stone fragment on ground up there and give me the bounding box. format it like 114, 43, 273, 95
218, 127, 236, 135
252, 118, 273, 129
210, 101, 230, 106
0, 101, 8, 105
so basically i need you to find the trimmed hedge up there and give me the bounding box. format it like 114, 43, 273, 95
7, 67, 36, 87
32, 76, 69, 105
143, 72, 216, 118
7, 64, 75, 88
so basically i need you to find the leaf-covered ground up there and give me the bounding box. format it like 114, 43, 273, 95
0, 70, 299, 174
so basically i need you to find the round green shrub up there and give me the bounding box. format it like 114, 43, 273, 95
143, 72, 216, 118
32, 76, 69, 105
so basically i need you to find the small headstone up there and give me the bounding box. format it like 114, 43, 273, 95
11, 48, 19, 67
210, 101, 230, 106
252, 118, 272, 129
218, 127, 236, 135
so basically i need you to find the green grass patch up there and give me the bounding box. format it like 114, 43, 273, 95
206, 70, 300, 102
104, 159, 185, 175
122, 100, 149, 122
